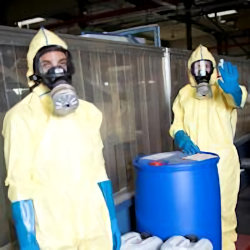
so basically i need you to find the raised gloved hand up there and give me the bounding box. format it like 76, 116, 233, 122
218, 61, 242, 106
98, 180, 121, 250
174, 130, 200, 155
12, 200, 40, 250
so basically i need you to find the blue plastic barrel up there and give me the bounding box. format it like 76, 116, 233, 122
133, 151, 221, 250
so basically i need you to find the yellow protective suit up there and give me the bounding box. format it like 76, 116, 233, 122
2, 29, 113, 250
169, 45, 248, 250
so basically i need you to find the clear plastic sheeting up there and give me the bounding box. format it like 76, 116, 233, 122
70, 46, 169, 190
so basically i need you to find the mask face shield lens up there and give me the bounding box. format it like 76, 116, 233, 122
38, 51, 68, 75
191, 60, 214, 99
36, 51, 71, 89
191, 59, 214, 86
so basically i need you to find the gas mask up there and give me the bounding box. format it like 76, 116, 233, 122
30, 46, 79, 116
191, 59, 214, 99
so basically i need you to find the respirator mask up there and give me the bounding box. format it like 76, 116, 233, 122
29, 45, 79, 116
191, 59, 214, 99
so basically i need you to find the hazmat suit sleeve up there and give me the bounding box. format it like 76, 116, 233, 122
239, 85, 248, 108
2, 109, 35, 202
88, 103, 109, 182
88, 104, 121, 249
169, 92, 184, 138
93, 130, 109, 183
221, 85, 248, 109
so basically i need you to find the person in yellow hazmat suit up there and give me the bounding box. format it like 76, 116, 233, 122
169, 45, 248, 250
2, 28, 121, 250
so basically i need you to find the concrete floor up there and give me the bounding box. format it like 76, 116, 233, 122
236, 175, 250, 249
236, 235, 250, 250
237, 176, 250, 235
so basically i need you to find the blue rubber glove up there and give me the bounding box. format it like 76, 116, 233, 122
174, 130, 200, 155
98, 180, 121, 250
218, 61, 242, 107
12, 200, 39, 250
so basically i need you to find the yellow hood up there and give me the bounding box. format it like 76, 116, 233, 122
26, 28, 68, 87
188, 44, 217, 86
